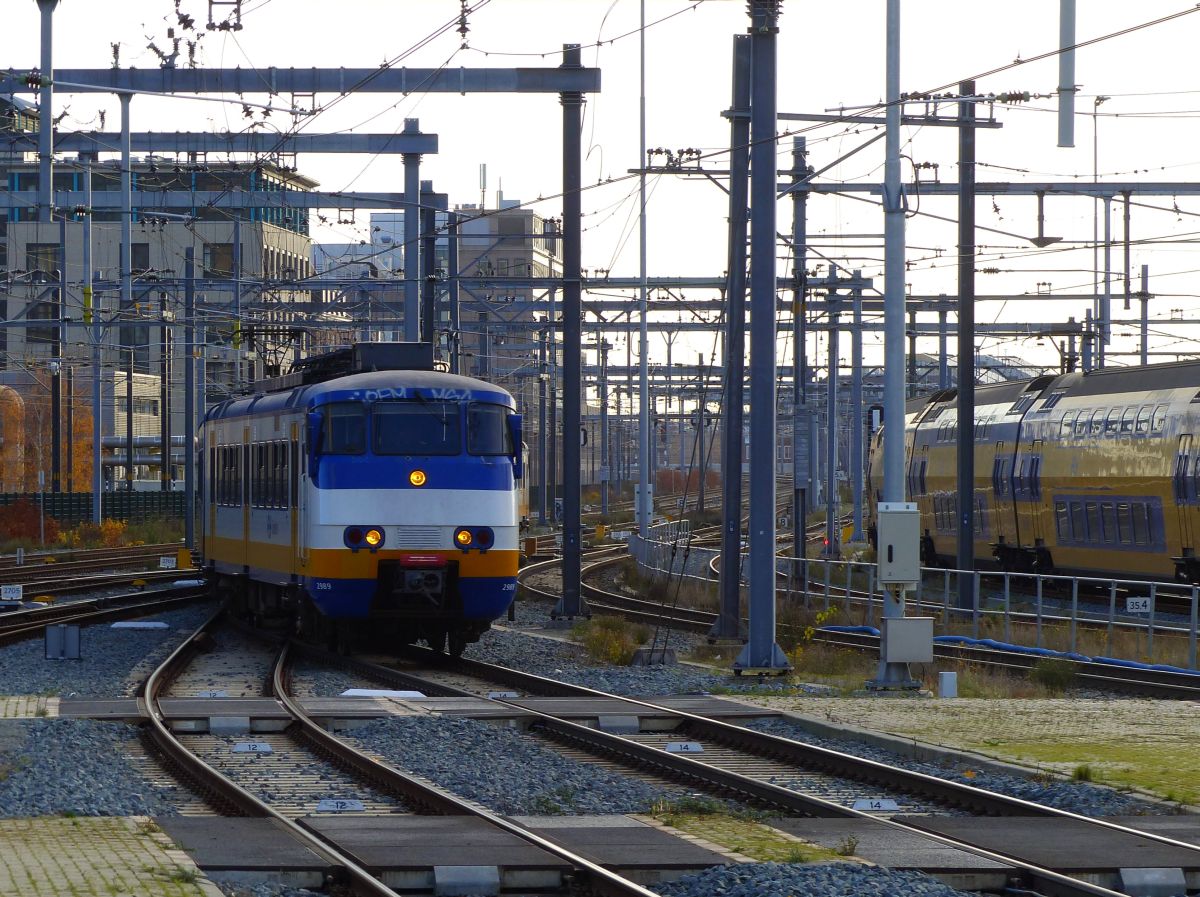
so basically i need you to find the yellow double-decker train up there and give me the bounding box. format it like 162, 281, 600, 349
868, 360, 1200, 583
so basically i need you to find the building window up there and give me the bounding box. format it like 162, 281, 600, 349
131, 242, 150, 275
204, 243, 235, 278
26, 243, 58, 277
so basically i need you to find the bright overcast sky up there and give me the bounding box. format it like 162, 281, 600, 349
6, 0, 1200, 370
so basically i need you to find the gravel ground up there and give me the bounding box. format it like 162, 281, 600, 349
0, 718, 184, 816
653, 862, 978, 897
346, 714, 690, 815
747, 717, 1161, 816
212, 882, 323, 897
0, 601, 216, 697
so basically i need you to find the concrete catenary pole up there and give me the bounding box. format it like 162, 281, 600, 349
714, 33, 751, 642
850, 276, 865, 543
184, 248, 196, 549
553, 45, 588, 618
120, 92, 134, 489
599, 341, 610, 517
956, 81, 977, 610
402, 119, 421, 343
636, 0, 652, 537
790, 138, 809, 576
1057, 0, 1076, 148
37, 0, 57, 224
735, 0, 789, 673
85, 158, 102, 520
871, 0, 914, 688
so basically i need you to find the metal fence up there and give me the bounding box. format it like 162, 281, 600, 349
631, 526, 1199, 670
0, 492, 188, 527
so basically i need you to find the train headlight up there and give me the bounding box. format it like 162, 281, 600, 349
409, 469, 427, 487
454, 527, 474, 549
344, 527, 363, 547
474, 527, 495, 550
364, 528, 384, 548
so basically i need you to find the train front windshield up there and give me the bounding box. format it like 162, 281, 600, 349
373, 400, 462, 455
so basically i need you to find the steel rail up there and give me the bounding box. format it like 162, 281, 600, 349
311, 646, 1125, 897
140, 608, 400, 897
0, 542, 185, 569
274, 642, 664, 897
0, 585, 209, 646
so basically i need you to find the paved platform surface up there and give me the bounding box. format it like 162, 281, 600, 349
156, 817, 331, 873
772, 816, 1014, 872
302, 815, 569, 870
511, 814, 734, 870
0, 816, 221, 896
905, 816, 1200, 870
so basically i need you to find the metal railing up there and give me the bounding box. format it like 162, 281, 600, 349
630, 528, 1200, 670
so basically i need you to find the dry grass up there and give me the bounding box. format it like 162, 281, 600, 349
571, 615, 652, 665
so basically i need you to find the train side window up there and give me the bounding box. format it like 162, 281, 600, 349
1089, 410, 1104, 437
1152, 405, 1168, 433
1117, 502, 1133, 545
919, 459, 927, 495
1070, 502, 1086, 542
1132, 502, 1150, 545
1192, 456, 1200, 503
1135, 406, 1151, 435
1120, 408, 1136, 435
290, 440, 299, 507
1100, 502, 1117, 544
322, 402, 367, 455
1030, 456, 1041, 500
992, 457, 1005, 496
1055, 501, 1069, 539
974, 495, 986, 536
1013, 457, 1026, 498
271, 442, 282, 508
1075, 409, 1090, 437
1059, 410, 1077, 438
1084, 502, 1101, 543
1104, 408, 1120, 437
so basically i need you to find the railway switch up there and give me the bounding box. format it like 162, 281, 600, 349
876, 502, 920, 585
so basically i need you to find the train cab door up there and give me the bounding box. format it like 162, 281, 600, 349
1175, 434, 1195, 560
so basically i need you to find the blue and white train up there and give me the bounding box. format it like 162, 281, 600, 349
201, 344, 523, 654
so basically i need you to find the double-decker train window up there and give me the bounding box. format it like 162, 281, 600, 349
1089, 410, 1105, 437
1120, 408, 1136, 435
1116, 503, 1133, 545
1100, 503, 1117, 543
1152, 405, 1168, 433
467, 403, 514, 456
374, 400, 462, 455
1074, 410, 1090, 437
1135, 406, 1152, 434
1104, 408, 1121, 437
1059, 410, 1077, 438
322, 402, 366, 454
1055, 501, 1069, 538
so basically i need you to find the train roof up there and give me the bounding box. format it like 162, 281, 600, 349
1068, 359, 1200, 397
203, 369, 514, 424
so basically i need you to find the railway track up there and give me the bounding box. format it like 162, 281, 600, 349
0, 542, 185, 571
0, 583, 209, 647
140, 611, 666, 897
296, 644, 1161, 897
0, 544, 190, 586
